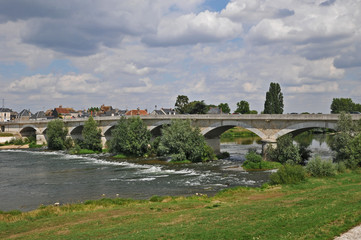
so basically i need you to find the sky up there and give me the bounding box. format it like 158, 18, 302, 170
0, 0, 360, 113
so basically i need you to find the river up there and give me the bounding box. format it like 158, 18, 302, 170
0, 134, 333, 212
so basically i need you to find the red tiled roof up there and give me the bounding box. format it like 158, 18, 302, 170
125, 109, 148, 116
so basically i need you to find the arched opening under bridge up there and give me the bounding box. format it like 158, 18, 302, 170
19, 126, 37, 140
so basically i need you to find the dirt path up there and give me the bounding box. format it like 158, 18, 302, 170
334, 224, 361, 240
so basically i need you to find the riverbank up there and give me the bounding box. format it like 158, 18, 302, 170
0, 144, 29, 149
1, 170, 360, 239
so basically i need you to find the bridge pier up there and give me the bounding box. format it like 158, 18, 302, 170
36, 133, 47, 145
101, 135, 107, 148
261, 140, 277, 159
205, 137, 220, 154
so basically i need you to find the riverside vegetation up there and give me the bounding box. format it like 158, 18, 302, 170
2, 113, 360, 238
0, 170, 360, 239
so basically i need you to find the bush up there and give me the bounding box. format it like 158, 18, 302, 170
82, 116, 102, 152
270, 164, 307, 185
109, 117, 151, 157
46, 119, 68, 150
266, 134, 301, 164
157, 119, 215, 162
306, 156, 337, 177
242, 152, 282, 170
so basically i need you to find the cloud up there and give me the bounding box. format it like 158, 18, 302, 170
142, 10, 242, 47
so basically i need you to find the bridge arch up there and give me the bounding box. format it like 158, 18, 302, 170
69, 125, 84, 140
20, 125, 39, 138
103, 124, 118, 142
274, 121, 337, 140
148, 120, 172, 137
201, 120, 267, 139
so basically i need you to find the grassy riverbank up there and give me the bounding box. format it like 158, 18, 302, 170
1, 171, 360, 239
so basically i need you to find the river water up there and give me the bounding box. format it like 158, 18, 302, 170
0, 135, 332, 212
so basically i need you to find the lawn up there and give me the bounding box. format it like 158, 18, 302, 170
1, 171, 360, 239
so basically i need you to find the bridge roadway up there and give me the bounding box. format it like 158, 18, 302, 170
1, 114, 360, 153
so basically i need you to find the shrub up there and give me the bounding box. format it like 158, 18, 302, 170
306, 156, 337, 177
266, 134, 301, 164
243, 152, 282, 170
157, 119, 215, 162
82, 116, 102, 152
109, 117, 151, 157
46, 120, 68, 150
270, 164, 307, 185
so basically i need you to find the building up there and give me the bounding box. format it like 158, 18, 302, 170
125, 109, 148, 116
151, 108, 177, 115
17, 109, 32, 121
53, 106, 78, 119
0, 107, 12, 122
30, 111, 47, 120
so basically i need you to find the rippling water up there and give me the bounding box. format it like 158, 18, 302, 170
0, 136, 332, 212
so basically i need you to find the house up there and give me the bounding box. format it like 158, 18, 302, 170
207, 107, 222, 114
17, 109, 32, 121
0, 107, 12, 122
125, 109, 148, 116
151, 108, 177, 115
30, 111, 47, 120
53, 106, 78, 119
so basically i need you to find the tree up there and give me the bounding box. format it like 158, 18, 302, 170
331, 112, 361, 168
109, 117, 151, 156
266, 134, 301, 164
46, 119, 68, 150
330, 98, 354, 114
186, 100, 208, 114
218, 103, 231, 114
263, 82, 284, 114
330, 98, 361, 114
234, 100, 250, 114
82, 116, 102, 152
157, 119, 215, 162
175, 95, 189, 114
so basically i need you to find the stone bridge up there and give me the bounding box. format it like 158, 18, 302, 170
1, 114, 360, 153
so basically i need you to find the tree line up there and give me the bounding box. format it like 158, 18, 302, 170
46, 116, 216, 163
175, 82, 284, 114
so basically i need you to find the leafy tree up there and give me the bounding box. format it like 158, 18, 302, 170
234, 100, 250, 114
331, 112, 361, 168
218, 103, 231, 114
249, 110, 258, 114
157, 119, 215, 162
175, 95, 189, 114
266, 134, 301, 164
109, 117, 151, 157
330, 98, 354, 114
46, 119, 68, 150
186, 100, 208, 114
263, 82, 284, 114
82, 116, 102, 152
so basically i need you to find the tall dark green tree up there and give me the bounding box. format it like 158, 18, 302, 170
218, 103, 231, 114
46, 119, 68, 150
82, 116, 102, 152
175, 95, 189, 114
263, 82, 284, 114
234, 100, 250, 114
109, 117, 151, 157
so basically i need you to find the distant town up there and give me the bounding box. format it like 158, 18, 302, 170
0, 104, 184, 122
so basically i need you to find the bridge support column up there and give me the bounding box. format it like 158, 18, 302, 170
261, 140, 277, 159
36, 133, 47, 145
205, 137, 220, 154
101, 135, 107, 148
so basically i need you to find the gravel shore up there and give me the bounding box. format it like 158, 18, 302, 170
334, 224, 361, 240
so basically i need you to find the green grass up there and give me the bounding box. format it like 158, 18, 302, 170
0, 133, 13, 137
113, 153, 128, 159
1, 171, 361, 239
242, 160, 283, 171
220, 127, 258, 139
